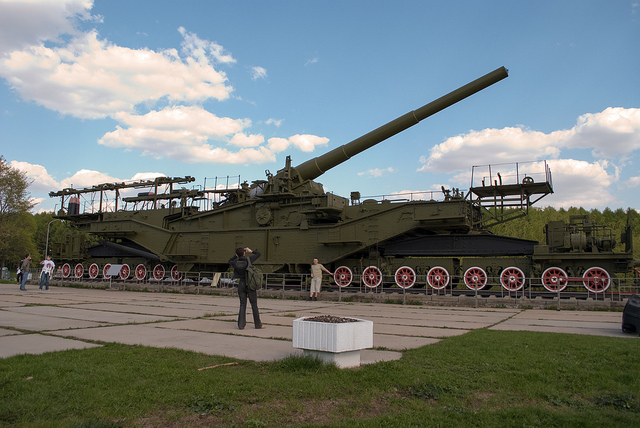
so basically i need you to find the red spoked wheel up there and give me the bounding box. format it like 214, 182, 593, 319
427, 266, 450, 290
464, 267, 487, 290
103, 263, 112, 278
153, 264, 165, 281
333, 266, 353, 287
582, 267, 611, 293
62, 263, 71, 278
362, 266, 383, 288
119, 264, 130, 280
171, 265, 181, 281
500, 266, 525, 292
88, 263, 99, 279
394, 266, 416, 289
135, 264, 147, 281
74, 263, 84, 279
541, 267, 568, 292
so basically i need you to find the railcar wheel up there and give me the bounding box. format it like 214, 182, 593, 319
135, 264, 147, 281
119, 264, 130, 280
541, 267, 568, 292
171, 265, 181, 281
464, 267, 487, 290
74, 263, 84, 279
427, 266, 450, 290
62, 263, 71, 278
103, 263, 112, 278
362, 266, 383, 288
582, 267, 610, 293
88, 263, 99, 279
500, 266, 525, 292
153, 264, 165, 281
333, 266, 353, 287
394, 266, 416, 289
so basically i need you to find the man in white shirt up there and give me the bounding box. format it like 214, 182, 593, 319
39, 255, 55, 290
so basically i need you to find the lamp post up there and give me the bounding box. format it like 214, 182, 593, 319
45, 219, 62, 257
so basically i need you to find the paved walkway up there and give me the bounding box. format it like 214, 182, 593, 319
0, 285, 633, 363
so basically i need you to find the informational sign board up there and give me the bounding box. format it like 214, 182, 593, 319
106, 264, 124, 276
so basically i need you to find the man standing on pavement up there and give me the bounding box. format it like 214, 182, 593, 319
229, 247, 265, 330
309, 258, 333, 301
19, 254, 31, 291
39, 255, 55, 290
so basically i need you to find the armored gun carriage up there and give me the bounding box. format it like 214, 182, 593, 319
49, 66, 635, 293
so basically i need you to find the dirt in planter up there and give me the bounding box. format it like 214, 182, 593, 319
305, 315, 359, 323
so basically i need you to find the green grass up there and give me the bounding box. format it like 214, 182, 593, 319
1, 329, 639, 427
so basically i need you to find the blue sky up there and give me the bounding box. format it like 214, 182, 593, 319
1, 0, 639, 213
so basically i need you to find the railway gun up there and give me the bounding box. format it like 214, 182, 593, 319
48, 66, 638, 294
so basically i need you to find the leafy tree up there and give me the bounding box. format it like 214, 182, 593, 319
0, 156, 37, 269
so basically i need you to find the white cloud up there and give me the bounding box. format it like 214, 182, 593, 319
250, 66, 267, 80
178, 27, 235, 65
543, 159, 617, 208
288, 134, 330, 152
0, 1, 332, 168
357, 167, 395, 177
13, 160, 171, 212
265, 118, 283, 127
419, 107, 640, 174
229, 132, 264, 147
562, 107, 640, 157
0, 29, 233, 119
189, 145, 275, 164
59, 169, 120, 189
267, 134, 330, 153
10, 160, 58, 192
415, 107, 640, 209
418, 126, 562, 174
99, 106, 254, 160
268, 137, 290, 152
627, 175, 640, 188
13, 160, 169, 196
0, 0, 96, 54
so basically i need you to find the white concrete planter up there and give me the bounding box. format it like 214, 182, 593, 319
292, 316, 373, 368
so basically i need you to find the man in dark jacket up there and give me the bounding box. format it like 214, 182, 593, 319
19, 254, 31, 291
229, 247, 264, 330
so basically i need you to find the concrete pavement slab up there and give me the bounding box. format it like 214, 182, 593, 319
489, 321, 626, 337
0, 286, 633, 365
67, 302, 216, 318
0, 327, 21, 337
48, 324, 303, 362
489, 309, 629, 338
373, 334, 441, 350
0, 309, 105, 331
0, 333, 101, 358
372, 323, 469, 338
6, 305, 176, 324
361, 349, 403, 364
508, 309, 621, 322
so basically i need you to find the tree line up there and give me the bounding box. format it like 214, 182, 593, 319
488, 206, 640, 257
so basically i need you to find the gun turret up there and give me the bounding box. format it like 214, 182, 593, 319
291, 66, 508, 183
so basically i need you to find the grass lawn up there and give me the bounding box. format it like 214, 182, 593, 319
1, 327, 639, 427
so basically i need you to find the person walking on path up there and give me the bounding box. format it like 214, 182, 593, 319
19, 254, 32, 291
39, 255, 55, 290
309, 258, 333, 301
229, 247, 265, 330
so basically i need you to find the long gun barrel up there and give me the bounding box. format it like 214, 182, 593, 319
294, 66, 509, 181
